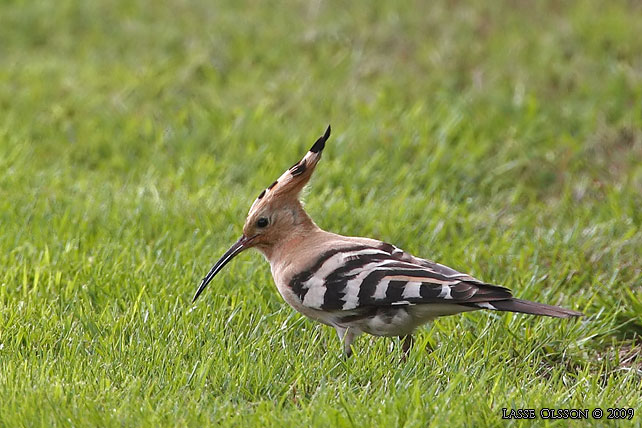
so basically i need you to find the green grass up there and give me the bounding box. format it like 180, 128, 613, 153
1, 0, 641, 426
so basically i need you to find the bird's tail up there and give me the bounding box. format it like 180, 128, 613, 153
486, 298, 583, 318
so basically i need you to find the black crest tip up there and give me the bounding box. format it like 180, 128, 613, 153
309, 124, 331, 153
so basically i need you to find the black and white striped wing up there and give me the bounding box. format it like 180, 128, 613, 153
290, 243, 512, 311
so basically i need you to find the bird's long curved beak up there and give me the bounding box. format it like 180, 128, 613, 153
192, 235, 253, 303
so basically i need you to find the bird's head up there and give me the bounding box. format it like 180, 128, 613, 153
192, 125, 331, 303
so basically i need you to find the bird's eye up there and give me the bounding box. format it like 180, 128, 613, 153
257, 217, 269, 228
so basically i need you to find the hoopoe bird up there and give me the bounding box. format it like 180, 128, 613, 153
192, 125, 583, 357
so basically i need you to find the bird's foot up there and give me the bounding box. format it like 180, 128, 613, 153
400, 335, 413, 362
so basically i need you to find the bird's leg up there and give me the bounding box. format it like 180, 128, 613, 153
335, 327, 358, 357
400, 335, 413, 361
344, 328, 359, 357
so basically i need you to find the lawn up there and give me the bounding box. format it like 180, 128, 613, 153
1, 0, 641, 426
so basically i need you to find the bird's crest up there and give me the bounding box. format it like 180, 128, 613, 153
248, 125, 331, 216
